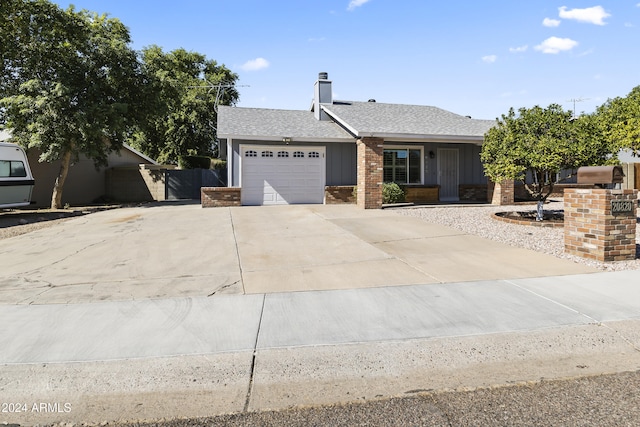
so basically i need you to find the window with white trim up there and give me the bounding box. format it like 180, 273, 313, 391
261, 150, 273, 157
293, 151, 304, 158
245, 150, 257, 157
309, 151, 320, 158
277, 151, 289, 158
383, 148, 422, 184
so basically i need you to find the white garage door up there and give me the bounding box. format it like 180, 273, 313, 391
241, 146, 326, 205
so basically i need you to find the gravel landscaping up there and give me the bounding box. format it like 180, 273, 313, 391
394, 201, 640, 272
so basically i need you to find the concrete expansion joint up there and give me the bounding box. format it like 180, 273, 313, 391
598, 322, 640, 353
244, 294, 266, 413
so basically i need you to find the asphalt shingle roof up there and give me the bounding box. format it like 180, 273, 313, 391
217, 106, 354, 141
323, 101, 495, 138
217, 101, 496, 142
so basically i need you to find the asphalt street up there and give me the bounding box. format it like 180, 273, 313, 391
98, 371, 640, 427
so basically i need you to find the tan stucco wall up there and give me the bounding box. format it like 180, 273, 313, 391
27, 148, 153, 208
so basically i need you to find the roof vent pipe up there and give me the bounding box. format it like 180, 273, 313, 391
368, 99, 376, 102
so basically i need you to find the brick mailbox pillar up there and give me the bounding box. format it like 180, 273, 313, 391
564, 188, 638, 262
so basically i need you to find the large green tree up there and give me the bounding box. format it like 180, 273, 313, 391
0, 0, 145, 208
481, 104, 617, 220
131, 46, 239, 164
595, 85, 640, 156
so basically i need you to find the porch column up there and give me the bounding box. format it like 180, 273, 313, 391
357, 137, 384, 209
226, 138, 233, 187
489, 179, 515, 205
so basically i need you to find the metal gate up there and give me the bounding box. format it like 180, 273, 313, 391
166, 169, 226, 200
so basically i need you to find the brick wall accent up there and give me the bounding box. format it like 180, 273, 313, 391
459, 184, 488, 202
489, 179, 515, 205
201, 187, 241, 207
357, 137, 384, 209
405, 186, 439, 203
325, 186, 356, 204
564, 188, 638, 262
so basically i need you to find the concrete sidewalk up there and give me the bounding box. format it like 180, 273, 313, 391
1, 203, 638, 425
2, 270, 640, 424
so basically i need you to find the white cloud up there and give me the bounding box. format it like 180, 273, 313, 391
543, 17, 561, 27
558, 6, 611, 25
577, 49, 594, 57
534, 36, 578, 54
347, 0, 370, 11
509, 45, 528, 53
482, 55, 497, 63
241, 57, 270, 71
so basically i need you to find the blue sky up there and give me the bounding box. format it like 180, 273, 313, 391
52, 1, 640, 120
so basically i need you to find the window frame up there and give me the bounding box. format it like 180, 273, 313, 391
0, 160, 27, 178
383, 145, 424, 185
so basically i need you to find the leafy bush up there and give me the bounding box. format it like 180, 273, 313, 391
210, 158, 227, 170
179, 155, 211, 169
382, 182, 405, 204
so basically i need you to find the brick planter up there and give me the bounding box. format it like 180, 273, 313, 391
492, 212, 564, 228
201, 187, 241, 207
564, 188, 638, 262
325, 186, 356, 204
405, 186, 439, 203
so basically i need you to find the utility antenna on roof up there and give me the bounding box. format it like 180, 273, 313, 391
188, 80, 249, 112
566, 97, 590, 119
186, 80, 248, 156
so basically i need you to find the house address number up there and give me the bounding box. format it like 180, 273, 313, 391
611, 200, 635, 215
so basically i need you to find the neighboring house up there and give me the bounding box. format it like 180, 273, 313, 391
0, 129, 157, 207
217, 72, 495, 208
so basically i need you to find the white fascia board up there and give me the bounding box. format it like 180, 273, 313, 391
320, 106, 360, 137
123, 143, 159, 165
218, 134, 354, 143
372, 134, 485, 144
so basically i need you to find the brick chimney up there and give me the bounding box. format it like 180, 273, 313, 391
313, 72, 332, 121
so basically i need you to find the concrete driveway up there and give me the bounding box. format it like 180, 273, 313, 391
0, 203, 596, 304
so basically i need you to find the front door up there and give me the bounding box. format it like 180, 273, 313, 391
438, 148, 459, 202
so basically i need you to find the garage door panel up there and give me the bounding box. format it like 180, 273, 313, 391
241, 146, 326, 206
